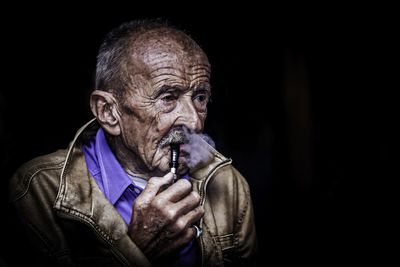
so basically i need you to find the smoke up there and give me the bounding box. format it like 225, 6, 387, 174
184, 128, 215, 169
158, 126, 216, 169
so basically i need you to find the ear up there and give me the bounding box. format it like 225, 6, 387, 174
90, 90, 121, 136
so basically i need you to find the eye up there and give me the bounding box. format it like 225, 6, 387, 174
158, 92, 178, 113
192, 91, 210, 111
193, 91, 210, 103
194, 94, 207, 102
161, 94, 176, 102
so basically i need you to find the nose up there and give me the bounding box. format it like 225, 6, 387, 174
175, 96, 203, 133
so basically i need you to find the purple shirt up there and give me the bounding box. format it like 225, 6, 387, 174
82, 128, 199, 267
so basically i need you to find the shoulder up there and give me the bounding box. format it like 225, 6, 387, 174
206, 162, 252, 221
203, 160, 255, 242
9, 149, 67, 202
209, 163, 251, 196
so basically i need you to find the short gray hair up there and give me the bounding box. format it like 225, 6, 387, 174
95, 19, 173, 102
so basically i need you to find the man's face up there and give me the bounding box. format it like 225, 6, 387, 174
118, 39, 211, 176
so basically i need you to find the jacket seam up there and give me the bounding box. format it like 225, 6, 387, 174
235, 187, 250, 230
199, 159, 232, 205
219, 233, 235, 251
57, 208, 114, 244
55, 119, 97, 211
203, 222, 224, 265
57, 211, 134, 267
233, 182, 251, 253
11, 161, 65, 201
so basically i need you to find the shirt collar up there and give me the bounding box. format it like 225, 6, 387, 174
91, 128, 133, 205
84, 127, 212, 205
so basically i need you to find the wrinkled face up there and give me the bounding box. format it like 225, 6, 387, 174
118, 36, 211, 176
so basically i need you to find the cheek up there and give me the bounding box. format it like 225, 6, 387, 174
154, 112, 175, 134
137, 111, 176, 165
148, 113, 174, 153
120, 117, 143, 151
121, 102, 183, 170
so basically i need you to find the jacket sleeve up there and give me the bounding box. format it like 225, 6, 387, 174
233, 168, 258, 266
9, 158, 74, 267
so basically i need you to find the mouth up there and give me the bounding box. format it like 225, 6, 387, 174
169, 144, 191, 161
167, 142, 190, 175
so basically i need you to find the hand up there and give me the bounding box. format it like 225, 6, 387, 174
128, 172, 204, 262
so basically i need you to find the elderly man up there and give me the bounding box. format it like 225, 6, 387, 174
10, 20, 257, 267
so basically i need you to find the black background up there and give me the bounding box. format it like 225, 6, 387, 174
0, 4, 397, 266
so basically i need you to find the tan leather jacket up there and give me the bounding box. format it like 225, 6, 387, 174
9, 120, 257, 267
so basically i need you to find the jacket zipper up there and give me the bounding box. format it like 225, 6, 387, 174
198, 159, 232, 267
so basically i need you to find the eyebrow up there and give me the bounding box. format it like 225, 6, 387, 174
151, 85, 184, 99
193, 83, 211, 93
152, 83, 211, 99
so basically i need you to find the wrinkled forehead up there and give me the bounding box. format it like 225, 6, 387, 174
130, 30, 210, 77
122, 30, 211, 97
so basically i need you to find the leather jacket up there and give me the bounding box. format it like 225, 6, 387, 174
9, 119, 257, 266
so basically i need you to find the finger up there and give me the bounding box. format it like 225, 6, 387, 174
170, 191, 201, 216
166, 206, 204, 238
135, 172, 174, 205
156, 178, 192, 203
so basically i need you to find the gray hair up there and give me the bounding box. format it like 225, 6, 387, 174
95, 19, 200, 103
95, 19, 170, 101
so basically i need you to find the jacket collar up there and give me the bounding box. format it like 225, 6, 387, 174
188, 140, 232, 181
54, 119, 128, 241
54, 119, 232, 240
